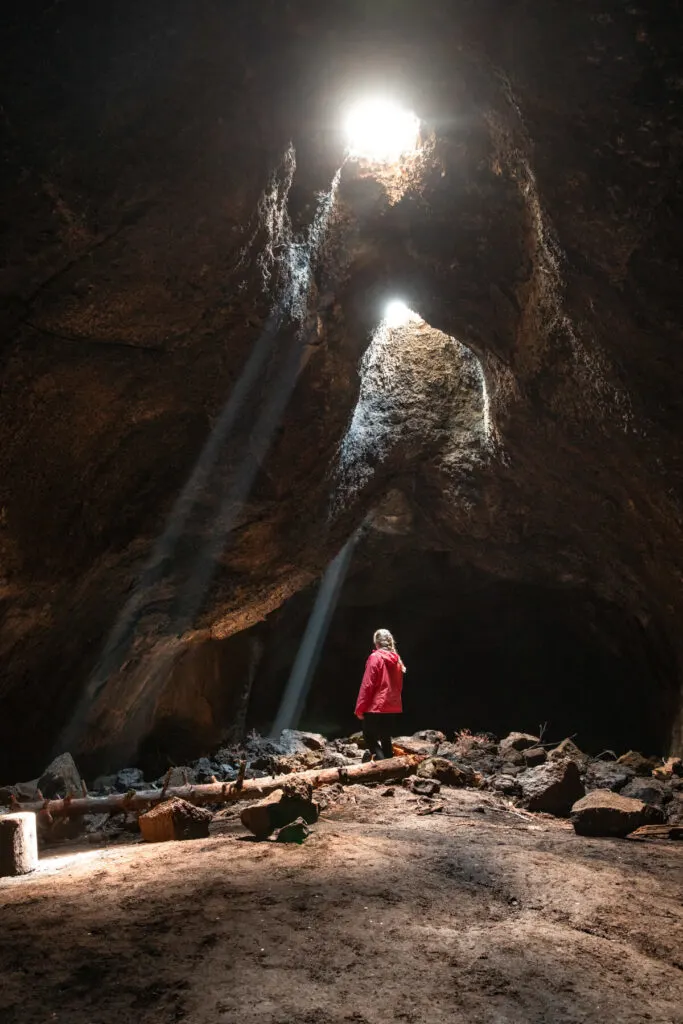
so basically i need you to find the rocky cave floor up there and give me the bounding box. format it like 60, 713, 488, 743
1, 731, 683, 1024
1, 786, 682, 1024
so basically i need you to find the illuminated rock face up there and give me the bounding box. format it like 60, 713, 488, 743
1, 1, 683, 777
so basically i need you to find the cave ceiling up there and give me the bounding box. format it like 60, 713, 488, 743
1, 0, 683, 774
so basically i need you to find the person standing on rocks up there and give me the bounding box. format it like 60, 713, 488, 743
355, 629, 406, 760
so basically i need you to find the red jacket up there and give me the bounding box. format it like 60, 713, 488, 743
355, 649, 403, 716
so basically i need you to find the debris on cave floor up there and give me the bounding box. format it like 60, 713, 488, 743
2, 729, 683, 850
1, 782, 681, 1024
139, 798, 213, 843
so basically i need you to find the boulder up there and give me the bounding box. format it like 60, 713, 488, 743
37, 753, 82, 799
279, 729, 327, 754
584, 761, 634, 793
417, 757, 474, 787
518, 759, 585, 816
620, 778, 671, 810
523, 746, 547, 767
114, 768, 147, 792
548, 738, 588, 767
499, 732, 540, 756
139, 798, 213, 843
653, 757, 683, 780
571, 790, 665, 837
240, 780, 319, 840
616, 751, 658, 776
0, 780, 39, 805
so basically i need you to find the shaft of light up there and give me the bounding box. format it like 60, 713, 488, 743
271, 532, 359, 739
60, 162, 342, 756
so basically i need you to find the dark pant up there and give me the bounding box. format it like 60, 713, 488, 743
363, 713, 396, 760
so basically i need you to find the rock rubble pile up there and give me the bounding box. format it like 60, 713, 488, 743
1, 729, 681, 849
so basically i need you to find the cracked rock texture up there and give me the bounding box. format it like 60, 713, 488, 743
1, 1, 683, 777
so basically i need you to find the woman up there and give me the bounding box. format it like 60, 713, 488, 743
355, 628, 406, 760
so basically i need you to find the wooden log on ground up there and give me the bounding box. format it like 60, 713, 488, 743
0, 812, 38, 876
1, 755, 423, 821
626, 824, 683, 841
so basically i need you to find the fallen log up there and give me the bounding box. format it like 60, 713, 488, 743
1, 755, 423, 821
626, 823, 683, 841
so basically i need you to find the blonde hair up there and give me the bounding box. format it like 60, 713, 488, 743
373, 629, 406, 672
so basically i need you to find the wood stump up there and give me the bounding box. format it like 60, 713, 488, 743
0, 812, 38, 876
139, 798, 212, 843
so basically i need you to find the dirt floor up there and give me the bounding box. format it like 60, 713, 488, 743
1, 786, 682, 1024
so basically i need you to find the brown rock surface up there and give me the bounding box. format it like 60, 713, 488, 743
519, 760, 585, 817
1, 2, 683, 775
139, 798, 212, 843
571, 790, 665, 838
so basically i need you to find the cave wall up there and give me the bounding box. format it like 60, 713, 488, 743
1, 0, 683, 778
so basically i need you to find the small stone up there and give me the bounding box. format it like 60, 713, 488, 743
571, 790, 665, 837
114, 768, 146, 792
518, 759, 585, 816
38, 753, 82, 799
193, 757, 218, 782
274, 818, 311, 843
164, 766, 196, 788
406, 777, 441, 797
82, 813, 110, 834
548, 738, 588, 767
0, 812, 38, 876
381, 787, 396, 797
499, 732, 540, 756
616, 751, 658, 776
412, 730, 447, 745
417, 757, 473, 787
92, 774, 117, 794
523, 747, 547, 767
490, 775, 522, 796
139, 798, 212, 843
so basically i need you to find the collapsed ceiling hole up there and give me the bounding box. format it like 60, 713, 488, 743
343, 98, 421, 163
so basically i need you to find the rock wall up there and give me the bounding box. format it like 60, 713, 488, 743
1, 1, 683, 777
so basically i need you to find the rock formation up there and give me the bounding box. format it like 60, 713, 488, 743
1, 1, 683, 777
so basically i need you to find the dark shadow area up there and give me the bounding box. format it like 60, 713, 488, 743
248, 550, 679, 756
1, 810, 680, 1024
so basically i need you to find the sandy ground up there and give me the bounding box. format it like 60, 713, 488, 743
1, 785, 682, 1024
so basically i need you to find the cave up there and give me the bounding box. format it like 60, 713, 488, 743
1, 0, 683, 779
2, 4, 683, 1018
